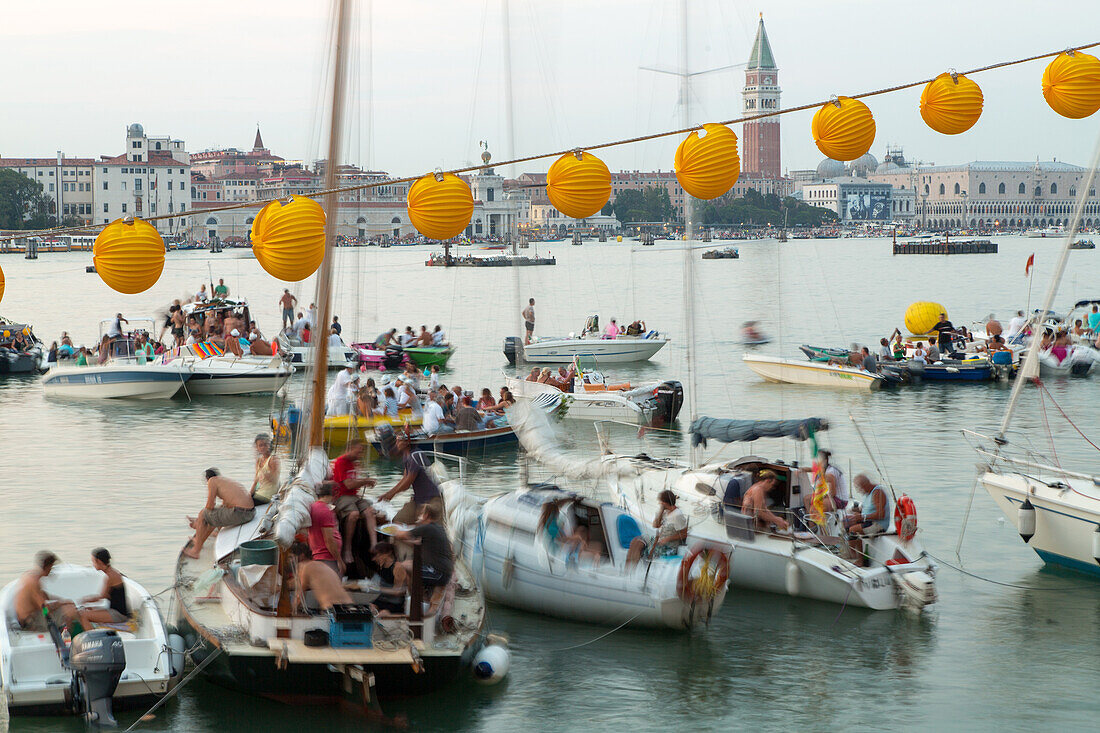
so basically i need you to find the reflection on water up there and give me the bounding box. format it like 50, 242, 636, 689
4, 237, 1100, 730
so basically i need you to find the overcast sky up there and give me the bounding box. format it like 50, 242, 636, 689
3, 0, 1099, 176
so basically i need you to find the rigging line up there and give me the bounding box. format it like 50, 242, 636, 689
11, 39, 1100, 243
954, 473, 981, 561
1035, 378, 1061, 469
925, 551, 1086, 592
545, 610, 644, 652
123, 647, 224, 732
1034, 378, 1100, 453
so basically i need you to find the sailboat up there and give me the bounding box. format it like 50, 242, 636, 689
971, 140, 1100, 576
171, 0, 490, 710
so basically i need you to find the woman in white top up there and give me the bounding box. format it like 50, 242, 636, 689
626, 490, 689, 566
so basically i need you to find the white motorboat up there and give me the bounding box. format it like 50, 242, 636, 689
504, 316, 669, 365
512, 407, 936, 612
0, 563, 184, 715
444, 480, 730, 629
42, 317, 191, 399
1035, 345, 1096, 377
166, 354, 294, 396
276, 331, 357, 370
743, 354, 885, 391
504, 373, 682, 423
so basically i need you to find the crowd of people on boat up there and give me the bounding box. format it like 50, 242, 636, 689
373, 324, 449, 349
524, 365, 577, 392
179, 433, 456, 617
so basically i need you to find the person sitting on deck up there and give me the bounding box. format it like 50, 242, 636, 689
13, 551, 80, 633
417, 326, 433, 346
537, 368, 553, 384
860, 346, 878, 374
77, 548, 131, 627
290, 542, 351, 614
603, 319, 619, 339
525, 367, 541, 382
422, 391, 454, 435
400, 327, 416, 347
878, 338, 892, 361
926, 341, 942, 362
391, 504, 454, 614
375, 328, 398, 349
184, 469, 256, 559
308, 483, 344, 577
986, 334, 1010, 353
454, 394, 483, 431
740, 471, 790, 531
477, 388, 496, 411
1073, 319, 1087, 338
844, 474, 891, 567
432, 325, 447, 346
626, 320, 646, 336
251, 434, 280, 506
626, 490, 689, 567
332, 441, 378, 565
368, 543, 407, 616
382, 387, 399, 417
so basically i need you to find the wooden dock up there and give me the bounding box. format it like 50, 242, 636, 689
893, 239, 997, 255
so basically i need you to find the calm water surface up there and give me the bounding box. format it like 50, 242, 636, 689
2, 236, 1098, 731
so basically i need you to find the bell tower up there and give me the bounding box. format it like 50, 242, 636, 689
742, 15, 780, 178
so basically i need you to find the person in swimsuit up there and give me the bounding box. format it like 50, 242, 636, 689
78, 548, 130, 626
522, 298, 535, 345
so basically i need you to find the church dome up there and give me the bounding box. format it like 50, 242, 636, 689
848, 153, 879, 177
127, 122, 144, 138
816, 158, 847, 179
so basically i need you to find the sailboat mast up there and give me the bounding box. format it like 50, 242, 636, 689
308, 0, 353, 447
997, 138, 1100, 441
679, 0, 698, 467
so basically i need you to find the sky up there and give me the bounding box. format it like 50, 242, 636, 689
2, 0, 1100, 177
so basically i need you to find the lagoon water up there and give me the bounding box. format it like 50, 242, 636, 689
2, 235, 1099, 731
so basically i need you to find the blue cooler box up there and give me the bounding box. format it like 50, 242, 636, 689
328, 604, 374, 648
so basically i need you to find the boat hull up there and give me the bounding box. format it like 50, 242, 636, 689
743, 354, 881, 391
521, 337, 668, 364
41, 365, 188, 399
402, 346, 455, 367
505, 376, 647, 421
181, 358, 294, 396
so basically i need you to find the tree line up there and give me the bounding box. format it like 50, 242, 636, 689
604, 184, 837, 227
0, 169, 81, 230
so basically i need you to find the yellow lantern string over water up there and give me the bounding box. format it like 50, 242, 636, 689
920, 72, 984, 135
250, 195, 326, 282
675, 123, 740, 200
811, 96, 876, 162
92, 218, 165, 294
407, 172, 474, 240
547, 151, 612, 219
1042, 50, 1100, 119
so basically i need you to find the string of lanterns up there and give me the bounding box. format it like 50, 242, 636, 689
7, 47, 1086, 300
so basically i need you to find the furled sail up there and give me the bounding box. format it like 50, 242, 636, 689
272, 447, 329, 547
690, 416, 828, 447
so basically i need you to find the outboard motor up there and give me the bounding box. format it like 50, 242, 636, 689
654, 380, 684, 424
376, 423, 397, 459
503, 336, 521, 365
382, 346, 405, 371
69, 629, 126, 727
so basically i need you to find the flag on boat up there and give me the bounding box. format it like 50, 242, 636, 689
1025, 253, 1035, 276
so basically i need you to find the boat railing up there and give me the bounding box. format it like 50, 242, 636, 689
963, 428, 1100, 484
418, 450, 470, 484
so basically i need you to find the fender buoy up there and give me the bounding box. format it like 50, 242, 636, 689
894, 494, 918, 542
676, 543, 729, 601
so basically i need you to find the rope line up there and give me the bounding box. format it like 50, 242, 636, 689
1034, 378, 1100, 453
4, 39, 1098, 244
926, 551, 1086, 592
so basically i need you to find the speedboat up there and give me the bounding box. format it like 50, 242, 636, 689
602, 418, 938, 612
350, 342, 407, 371
0, 318, 47, 374
402, 345, 455, 368
444, 481, 730, 629
1035, 345, 1096, 377
276, 330, 357, 370
743, 354, 885, 391
504, 370, 683, 423
167, 353, 294, 396
42, 318, 191, 400
504, 315, 669, 365
0, 564, 184, 716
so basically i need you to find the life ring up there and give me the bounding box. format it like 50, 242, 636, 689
676, 543, 729, 602
894, 494, 918, 542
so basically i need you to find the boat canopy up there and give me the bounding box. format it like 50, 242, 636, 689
1072, 299, 1100, 308
690, 416, 828, 447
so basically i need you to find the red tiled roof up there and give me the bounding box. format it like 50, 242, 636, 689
99, 151, 187, 167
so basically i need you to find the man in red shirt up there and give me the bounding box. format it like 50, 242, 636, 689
308, 482, 344, 577
332, 440, 377, 566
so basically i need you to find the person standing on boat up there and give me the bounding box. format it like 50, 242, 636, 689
522, 298, 535, 345
279, 289, 297, 330
183, 469, 255, 559
332, 440, 378, 566
931, 312, 955, 354
1088, 304, 1100, 334
380, 434, 444, 525
604, 319, 619, 339
308, 483, 344, 577
289, 542, 351, 613
844, 475, 891, 566
326, 365, 358, 415
803, 450, 847, 512
331, 315, 342, 336
106, 313, 128, 340
626, 490, 689, 567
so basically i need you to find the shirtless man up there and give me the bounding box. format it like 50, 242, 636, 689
279, 289, 298, 330
740, 471, 790, 531
184, 469, 256, 559
14, 551, 79, 632
290, 542, 351, 613
522, 298, 535, 345
170, 302, 186, 346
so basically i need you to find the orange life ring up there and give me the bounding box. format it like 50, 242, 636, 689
894, 494, 918, 542
676, 543, 730, 601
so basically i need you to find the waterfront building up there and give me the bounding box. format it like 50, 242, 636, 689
95, 123, 190, 235
802, 177, 894, 223
741, 15, 781, 179
0, 154, 96, 224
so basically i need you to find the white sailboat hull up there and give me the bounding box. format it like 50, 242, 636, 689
42, 364, 189, 399
743, 354, 882, 391
522, 336, 669, 364
981, 471, 1100, 576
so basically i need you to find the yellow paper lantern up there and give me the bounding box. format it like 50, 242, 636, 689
675, 123, 741, 200
250, 195, 326, 282
406, 173, 474, 240
920, 72, 984, 135
1042, 50, 1100, 119
547, 151, 611, 219
811, 96, 876, 162
92, 218, 165, 294
905, 301, 947, 335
